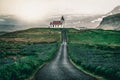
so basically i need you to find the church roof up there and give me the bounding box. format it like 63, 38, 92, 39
50, 21, 63, 25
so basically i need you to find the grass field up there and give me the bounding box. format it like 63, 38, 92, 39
67, 29, 120, 45
67, 29, 120, 80
0, 28, 61, 43
0, 28, 61, 80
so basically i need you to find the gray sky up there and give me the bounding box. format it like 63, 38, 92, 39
0, 0, 120, 15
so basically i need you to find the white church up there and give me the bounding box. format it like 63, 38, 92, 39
50, 16, 65, 28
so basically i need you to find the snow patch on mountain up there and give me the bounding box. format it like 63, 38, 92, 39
91, 18, 103, 23
108, 13, 113, 15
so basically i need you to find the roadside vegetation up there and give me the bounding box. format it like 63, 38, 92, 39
0, 28, 61, 80
67, 29, 120, 80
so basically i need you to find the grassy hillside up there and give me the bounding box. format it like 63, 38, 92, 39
67, 29, 120, 45
0, 28, 61, 43
0, 42, 59, 80
0, 28, 61, 80
67, 29, 120, 80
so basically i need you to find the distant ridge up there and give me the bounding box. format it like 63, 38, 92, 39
107, 5, 120, 15
98, 13, 120, 30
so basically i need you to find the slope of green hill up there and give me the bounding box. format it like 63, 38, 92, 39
0, 28, 61, 43
67, 29, 120, 80
67, 29, 120, 45
0, 28, 61, 80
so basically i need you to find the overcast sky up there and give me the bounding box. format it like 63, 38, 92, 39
0, 0, 120, 15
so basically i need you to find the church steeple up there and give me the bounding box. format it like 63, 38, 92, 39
61, 16, 65, 23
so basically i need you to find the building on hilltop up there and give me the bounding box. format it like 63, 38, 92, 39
50, 16, 65, 28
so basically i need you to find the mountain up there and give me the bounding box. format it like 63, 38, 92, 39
98, 13, 120, 30
91, 6, 120, 29
97, 5, 120, 30
107, 5, 120, 16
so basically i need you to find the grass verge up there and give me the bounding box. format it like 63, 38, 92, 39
69, 57, 106, 80
67, 29, 120, 80
0, 28, 61, 80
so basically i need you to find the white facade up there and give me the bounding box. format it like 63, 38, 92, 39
50, 24, 64, 28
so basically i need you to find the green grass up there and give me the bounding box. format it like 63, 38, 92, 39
0, 28, 61, 43
0, 56, 43, 80
0, 42, 59, 80
0, 41, 59, 80
67, 29, 120, 80
67, 29, 120, 45
0, 28, 61, 80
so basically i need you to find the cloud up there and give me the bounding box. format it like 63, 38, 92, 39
0, 0, 120, 15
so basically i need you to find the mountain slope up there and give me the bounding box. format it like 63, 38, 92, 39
107, 5, 120, 15
98, 13, 120, 30
93, 5, 120, 29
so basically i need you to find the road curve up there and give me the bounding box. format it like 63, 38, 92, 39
34, 29, 97, 80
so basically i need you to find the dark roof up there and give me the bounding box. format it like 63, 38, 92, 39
50, 21, 62, 25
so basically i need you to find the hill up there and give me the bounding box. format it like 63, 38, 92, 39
67, 29, 120, 80
0, 28, 60, 80
98, 13, 120, 30
107, 5, 120, 15
67, 29, 120, 45
0, 28, 61, 43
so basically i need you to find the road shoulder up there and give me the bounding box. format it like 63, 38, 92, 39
69, 57, 107, 80
25, 63, 47, 80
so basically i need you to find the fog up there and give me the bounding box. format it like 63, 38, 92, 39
0, 0, 120, 15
